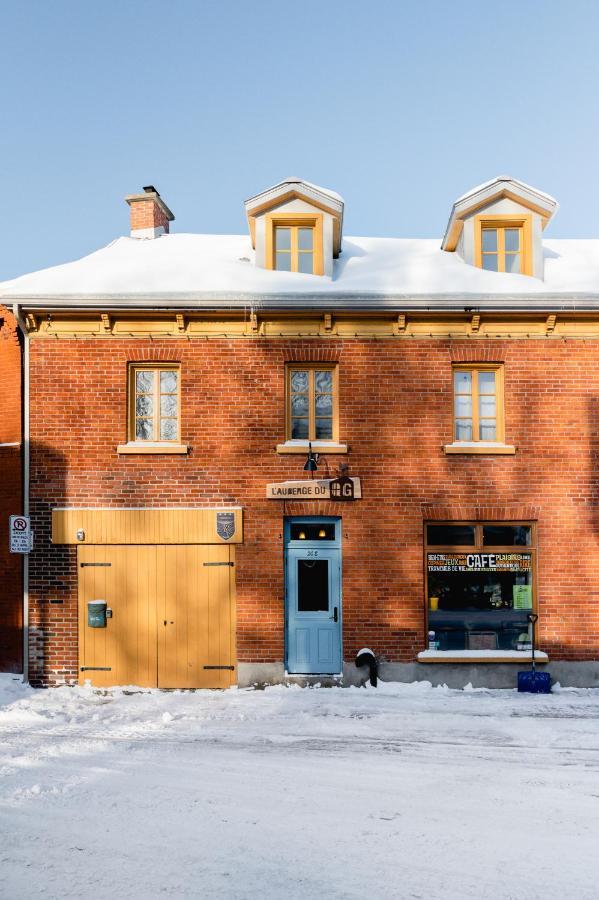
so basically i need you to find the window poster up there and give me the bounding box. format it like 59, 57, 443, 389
512, 584, 533, 609
427, 552, 532, 574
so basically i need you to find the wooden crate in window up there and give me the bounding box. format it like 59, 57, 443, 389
467, 632, 498, 651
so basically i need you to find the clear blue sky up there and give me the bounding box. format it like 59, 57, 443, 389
2, 0, 599, 280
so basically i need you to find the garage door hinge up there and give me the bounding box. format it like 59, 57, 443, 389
81, 666, 112, 671
202, 561, 234, 567
203, 665, 235, 670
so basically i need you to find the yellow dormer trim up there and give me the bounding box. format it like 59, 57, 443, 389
474, 214, 533, 276
265, 213, 324, 276
445, 192, 550, 252
248, 192, 341, 256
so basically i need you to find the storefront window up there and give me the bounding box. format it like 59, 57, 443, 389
425, 522, 535, 651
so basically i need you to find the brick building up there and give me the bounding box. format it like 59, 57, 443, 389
0, 305, 23, 673
2, 176, 599, 688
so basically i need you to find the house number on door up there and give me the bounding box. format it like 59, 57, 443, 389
307, 550, 319, 558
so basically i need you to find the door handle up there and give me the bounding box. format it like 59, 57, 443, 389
163, 620, 174, 626
330, 607, 338, 623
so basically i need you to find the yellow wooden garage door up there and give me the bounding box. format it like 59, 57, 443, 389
78, 545, 236, 689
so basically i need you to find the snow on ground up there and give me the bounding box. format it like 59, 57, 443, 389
1, 676, 599, 900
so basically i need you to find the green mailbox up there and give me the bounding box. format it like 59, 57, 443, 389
88, 600, 107, 628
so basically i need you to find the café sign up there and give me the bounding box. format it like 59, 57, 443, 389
266, 477, 361, 500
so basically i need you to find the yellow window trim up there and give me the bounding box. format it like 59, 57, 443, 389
285, 362, 339, 442
128, 362, 181, 444
265, 213, 324, 276
452, 363, 505, 445
474, 214, 532, 276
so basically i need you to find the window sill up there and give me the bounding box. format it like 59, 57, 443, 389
117, 442, 189, 455
443, 442, 516, 456
276, 440, 348, 455
417, 650, 548, 664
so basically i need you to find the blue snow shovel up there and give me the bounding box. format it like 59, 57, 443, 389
517, 613, 551, 693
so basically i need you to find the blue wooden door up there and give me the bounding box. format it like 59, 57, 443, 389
286, 546, 341, 674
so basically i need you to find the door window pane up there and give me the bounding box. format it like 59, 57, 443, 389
297, 559, 329, 612
482, 255, 498, 271
291, 523, 335, 541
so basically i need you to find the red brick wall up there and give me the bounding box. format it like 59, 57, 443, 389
0, 306, 23, 672
129, 199, 170, 233
28, 335, 599, 684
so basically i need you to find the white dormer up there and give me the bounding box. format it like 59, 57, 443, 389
244, 177, 344, 277
441, 176, 558, 279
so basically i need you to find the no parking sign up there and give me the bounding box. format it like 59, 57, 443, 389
9, 515, 32, 553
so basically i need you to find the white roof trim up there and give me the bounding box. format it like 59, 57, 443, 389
244, 177, 344, 215
442, 176, 559, 250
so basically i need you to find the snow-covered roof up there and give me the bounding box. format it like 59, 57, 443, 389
2, 233, 599, 310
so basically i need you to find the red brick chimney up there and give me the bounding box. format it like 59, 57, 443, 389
125, 185, 175, 238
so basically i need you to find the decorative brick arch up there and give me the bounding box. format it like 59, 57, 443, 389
125, 346, 180, 362
449, 342, 509, 363
280, 501, 342, 518
422, 504, 540, 521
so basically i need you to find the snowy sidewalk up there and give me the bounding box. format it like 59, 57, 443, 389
1, 676, 599, 899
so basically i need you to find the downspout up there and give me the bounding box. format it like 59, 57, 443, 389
12, 303, 29, 684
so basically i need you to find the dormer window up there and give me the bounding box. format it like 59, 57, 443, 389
476, 217, 531, 275
244, 178, 343, 277
441, 176, 558, 280
275, 225, 313, 273
266, 215, 323, 275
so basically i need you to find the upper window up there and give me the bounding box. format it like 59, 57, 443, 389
286, 364, 337, 441
266, 214, 324, 276
453, 365, 504, 443
129, 364, 180, 442
474, 216, 532, 276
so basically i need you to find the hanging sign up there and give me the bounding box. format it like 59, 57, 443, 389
266, 478, 361, 500
9, 515, 32, 553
